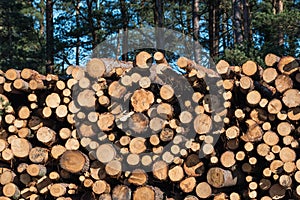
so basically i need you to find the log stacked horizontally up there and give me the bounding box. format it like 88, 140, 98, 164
0, 52, 299, 199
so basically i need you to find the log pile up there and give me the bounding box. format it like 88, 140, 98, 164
0, 52, 299, 199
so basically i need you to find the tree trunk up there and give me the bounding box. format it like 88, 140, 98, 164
276, 0, 284, 46
87, 0, 96, 49
46, 0, 54, 73
233, 0, 243, 44
154, 0, 164, 49
75, 0, 81, 65
242, 0, 251, 51
120, 0, 128, 61
208, 0, 220, 58
192, 0, 201, 64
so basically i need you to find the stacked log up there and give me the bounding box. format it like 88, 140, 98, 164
0, 52, 299, 199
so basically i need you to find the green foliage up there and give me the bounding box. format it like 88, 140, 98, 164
0, 0, 45, 72
0, 0, 299, 72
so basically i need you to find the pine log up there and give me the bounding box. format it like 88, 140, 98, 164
133, 186, 154, 200
112, 185, 131, 200
275, 74, 293, 93
59, 150, 89, 173
207, 167, 237, 188
265, 53, 280, 67
195, 182, 211, 199
278, 56, 299, 75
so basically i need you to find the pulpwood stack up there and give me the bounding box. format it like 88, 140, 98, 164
0, 51, 299, 199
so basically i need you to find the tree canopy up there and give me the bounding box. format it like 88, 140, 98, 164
0, 0, 299, 73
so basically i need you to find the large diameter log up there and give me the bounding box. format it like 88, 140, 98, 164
180, 177, 196, 193
195, 182, 212, 199
11, 138, 31, 158
282, 89, 300, 108
36, 127, 56, 146
135, 51, 152, 68
207, 167, 237, 188
96, 144, 116, 163
133, 186, 155, 200
131, 89, 154, 112
3, 183, 20, 199
86, 58, 106, 78
193, 114, 212, 134
59, 150, 89, 173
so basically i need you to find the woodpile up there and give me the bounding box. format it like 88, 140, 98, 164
0, 52, 299, 199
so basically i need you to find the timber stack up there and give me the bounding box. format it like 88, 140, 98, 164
0, 51, 299, 199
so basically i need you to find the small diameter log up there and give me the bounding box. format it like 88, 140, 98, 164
45, 93, 61, 108
277, 56, 299, 75
36, 127, 56, 146
18, 106, 30, 120
239, 76, 253, 91
0, 170, 16, 185
112, 185, 131, 200
26, 164, 47, 177
242, 61, 257, 76
246, 90, 261, 106
133, 186, 155, 200
277, 122, 293, 136
13, 79, 29, 91
241, 120, 263, 142
207, 167, 237, 188
129, 137, 146, 154
92, 180, 110, 195
152, 161, 168, 181
265, 53, 280, 67
3, 183, 20, 199
267, 99, 282, 114
220, 151, 236, 168
59, 150, 89, 173
183, 154, 204, 177
263, 131, 279, 146
105, 160, 122, 178
50, 183, 68, 198
157, 103, 173, 119
51, 145, 66, 159
180, 177, 196, 193
128, 113, 149, 133
96, 144, 116, 163
128, 169, 148, 186
154, 52, 168, 65
216, 60, 230, 75
160, 85, 174, 101
135, 51, 152, 68
263, 68, 278, 83
29, 147, 49, 164
97, 113, 114, 131
168, 166, 184, 182
196, 182, 212, 199
279, 147, 296, 162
